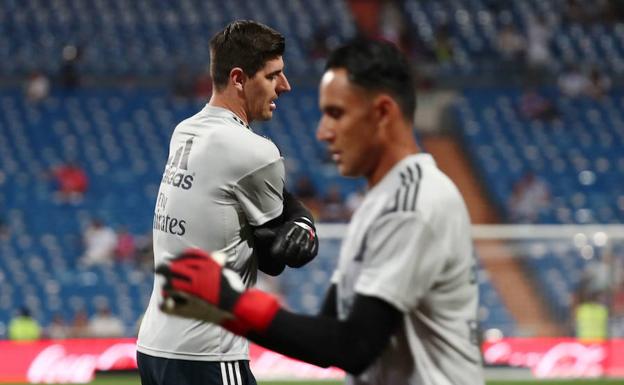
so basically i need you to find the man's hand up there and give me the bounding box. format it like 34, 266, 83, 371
254, 217, 318, 268
161, 289, 234, 324
156, 249, 243, 310
156, 248, 281, 335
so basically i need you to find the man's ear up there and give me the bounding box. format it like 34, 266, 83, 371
373, 94, 397, 128
230, 68, 245, 91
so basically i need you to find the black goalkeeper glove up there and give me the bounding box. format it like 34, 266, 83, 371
254, 216, 318, 268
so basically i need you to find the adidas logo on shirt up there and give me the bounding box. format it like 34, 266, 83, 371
161, 137, 195, 190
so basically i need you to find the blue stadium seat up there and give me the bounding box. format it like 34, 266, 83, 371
1, 0, 356, 78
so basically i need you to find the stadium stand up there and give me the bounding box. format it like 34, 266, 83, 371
401, 0, 624, 79
1, 0, 623, 341
0, 85, 512, 336
0, 0, 355, 78
455, 87, 624, 330
456, 87, 623, 224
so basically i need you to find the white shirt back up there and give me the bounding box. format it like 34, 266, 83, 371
137, 105, 285, 361
333, 154, 483, 385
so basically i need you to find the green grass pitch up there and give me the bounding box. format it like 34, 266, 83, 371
7, 373, 621, 385
15, 379, 620, 385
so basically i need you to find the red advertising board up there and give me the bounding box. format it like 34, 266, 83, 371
0, 339, 137, 383
1, 337, 623, 383
0, 339, 343, 383
482, 337, 624, 378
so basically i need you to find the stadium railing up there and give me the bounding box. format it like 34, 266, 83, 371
316, 223, 624, 378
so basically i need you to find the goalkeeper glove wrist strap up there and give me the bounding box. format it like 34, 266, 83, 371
294, 216, 315, 231
223, 289, 280, 335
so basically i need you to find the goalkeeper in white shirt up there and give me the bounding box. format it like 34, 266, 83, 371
157, 38, 484, 385
137, 20, 318, 385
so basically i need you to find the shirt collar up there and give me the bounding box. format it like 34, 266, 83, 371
202, 105, 251, 130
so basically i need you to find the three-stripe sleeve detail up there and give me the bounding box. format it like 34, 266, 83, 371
412, 164, 422, 211
389, 163, 422, 213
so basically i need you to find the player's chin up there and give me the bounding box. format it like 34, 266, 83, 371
338, 162, 363, 178
257, 110, 273, 121
337, 164, 354, 177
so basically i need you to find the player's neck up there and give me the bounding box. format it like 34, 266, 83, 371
208, 91, 250, 125
367, 135, 420, 188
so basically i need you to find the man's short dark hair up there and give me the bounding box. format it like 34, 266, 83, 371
325, 39, 416, 121
210, 20, 285, 90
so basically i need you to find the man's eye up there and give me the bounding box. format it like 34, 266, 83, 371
326, 108, 342, 119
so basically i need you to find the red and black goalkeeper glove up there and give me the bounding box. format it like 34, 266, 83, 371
155, 248, 281, 335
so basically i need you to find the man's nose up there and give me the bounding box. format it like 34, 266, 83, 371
278, 73, 291, 93
316, 118, 333, 141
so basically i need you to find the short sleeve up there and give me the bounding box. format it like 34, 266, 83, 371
330, 269, 340, 284
232, 158, 285, 226
354, 212, 446, 312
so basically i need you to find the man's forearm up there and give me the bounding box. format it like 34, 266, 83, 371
248, 295, 402, 375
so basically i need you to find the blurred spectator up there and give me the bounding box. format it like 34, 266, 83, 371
571, 258, 610, 337
563, 0, 611, 24
294, 175, 318, 200
580, 258, 611, 298
577, 0, 611, 24
319, 184, 350, 222
294, 176, 322, 219
309, 27, 331, 60
46, 313, 70, 339
563, 0, 586, 24
135, 232, 154, 271
433, 23, 454, 64
172, 64, 195, 99
24, 70, 50, 103
379, 0, 406, 47
483, 0, 504, 14
558, 64, 589, 98
194, 70, 213, 100
518, 87, 559, 121
525, 16, 553, 80
51, 161, 88, 204
8, 307, 41, 341
574, 291, 608, 341
408, 34, 435, 64
59, 45, 81, 90
497, 23, 525, 61
88, 303, 125, 338
497, 23, 525, 76
68, 309, 91, 338
612, 280, 624, 337
0, 215, 8, 240
115, 226, 136, 263
81, 219, 117, 267
509, 172, 551, 223
584, 67, 611, 100
606, 0, 624, 22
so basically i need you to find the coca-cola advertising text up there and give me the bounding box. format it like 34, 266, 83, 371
0, 339, 137, 383
1, 337, 624, 383
0, 339, 344, 383
483, 337, 624, 378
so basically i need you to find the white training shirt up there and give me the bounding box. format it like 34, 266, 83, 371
333, 154, 484, 385
137, 105, 285, 361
